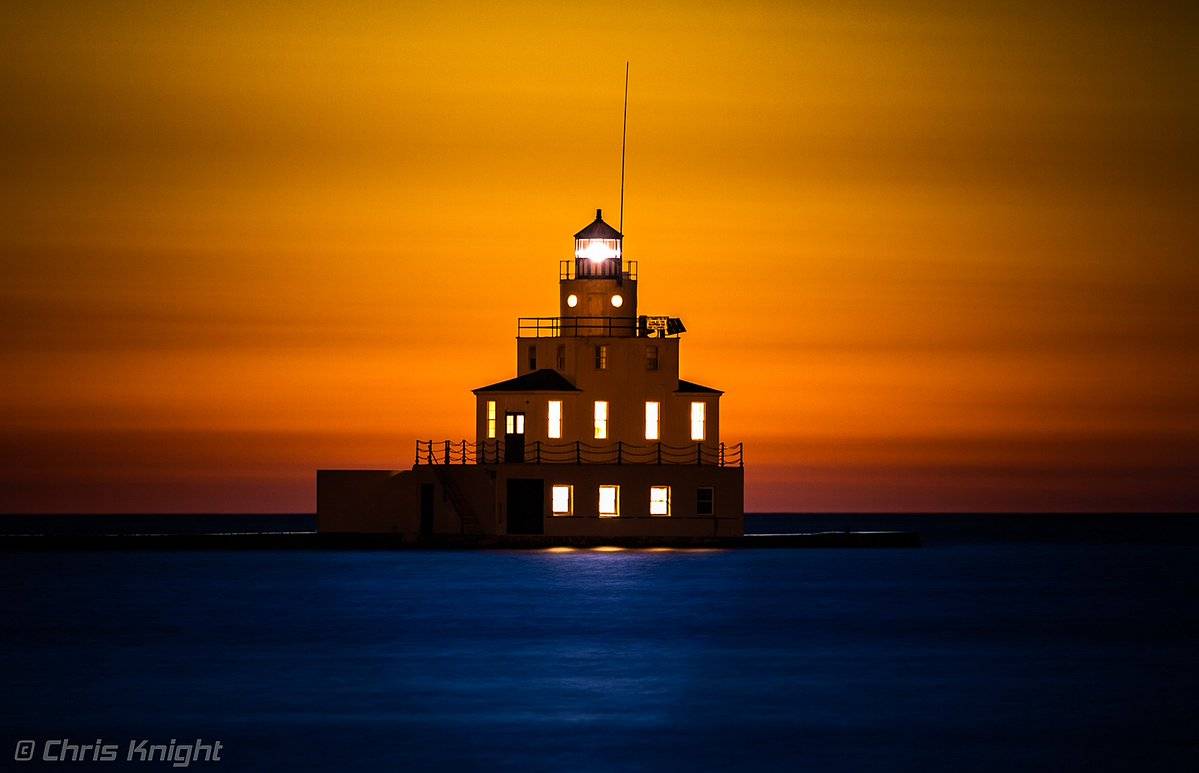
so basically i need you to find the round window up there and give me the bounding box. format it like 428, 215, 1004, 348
611, 294, 624, 308
566, 294, 578, 308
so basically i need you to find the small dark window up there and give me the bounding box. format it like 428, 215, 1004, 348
594, 345, 607, 370
556, 345, 566, 371
697, 487, 714, 516
527, 345, 537, 371
646, 345, 659, 371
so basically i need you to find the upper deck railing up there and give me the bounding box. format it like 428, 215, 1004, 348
518, 316, 636, 337
414, 439, 744, 467
517, 315, 684, 338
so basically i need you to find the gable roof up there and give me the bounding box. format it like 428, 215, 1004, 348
473, 369, 582, 394
573, 209, 623, 240
676, 379, 723, 395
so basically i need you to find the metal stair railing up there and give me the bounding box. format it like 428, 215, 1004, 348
432, 465, 482, 535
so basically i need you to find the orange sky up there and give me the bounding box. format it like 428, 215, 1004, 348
2, 1, 1196, 512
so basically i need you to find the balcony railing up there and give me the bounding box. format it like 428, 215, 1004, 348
561, 259, 637, 281
518, 316, 637, 338
518, 315, 684, 338
414, 440, 744, 467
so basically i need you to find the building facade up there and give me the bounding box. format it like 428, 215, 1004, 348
317, 210, 744, 538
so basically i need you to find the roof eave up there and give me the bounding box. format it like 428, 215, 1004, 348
472, 387, 582, 394
675, 379, 724, 395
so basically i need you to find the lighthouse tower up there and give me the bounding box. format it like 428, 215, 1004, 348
561, 208, 637, 329
317, 210, 744, 539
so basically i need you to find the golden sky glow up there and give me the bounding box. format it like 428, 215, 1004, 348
2, 1, 1196, 512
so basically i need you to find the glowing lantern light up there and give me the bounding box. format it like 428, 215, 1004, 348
577, 238, 619, 263
573, 209, 623, 277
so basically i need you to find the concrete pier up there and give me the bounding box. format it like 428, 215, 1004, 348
0, 530, 919, 550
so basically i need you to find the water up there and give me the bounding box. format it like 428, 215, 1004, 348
1, 516, 1196, 771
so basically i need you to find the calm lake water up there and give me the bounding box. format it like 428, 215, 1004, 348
1, 515, 1196, 771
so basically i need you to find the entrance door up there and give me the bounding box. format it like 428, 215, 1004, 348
504, 411, 526, 463
419, 483, 434, 536
506, 478, 544, 535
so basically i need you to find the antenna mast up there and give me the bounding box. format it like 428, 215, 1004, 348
619, 61, 629, 235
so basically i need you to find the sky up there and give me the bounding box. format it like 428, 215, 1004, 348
2, 0, 1196, 512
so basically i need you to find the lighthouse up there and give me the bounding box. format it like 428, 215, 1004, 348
317, 210, 744, 539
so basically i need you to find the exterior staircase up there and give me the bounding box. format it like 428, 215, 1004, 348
432, 466, 483, 535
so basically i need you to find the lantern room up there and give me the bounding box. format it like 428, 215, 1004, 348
573, 209, 623, 278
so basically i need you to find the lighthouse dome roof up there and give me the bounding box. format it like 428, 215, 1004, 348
573, 209, 623, 240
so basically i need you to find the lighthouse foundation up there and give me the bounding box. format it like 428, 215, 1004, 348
317, 464, 743, 537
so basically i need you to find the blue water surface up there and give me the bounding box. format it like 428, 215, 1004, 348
1, 516, 1196, 771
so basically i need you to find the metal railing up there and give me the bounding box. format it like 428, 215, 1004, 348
518, 315, 683, 338
518, 316, 639, 338
560, 259, 637, 281
414, 439, 744, 467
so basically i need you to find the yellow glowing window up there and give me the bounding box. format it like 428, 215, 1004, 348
645, 401, 660, 440
486, 401, 496, 439
598, 485, 620, 516
650, 486, 671, 516
548, 400, 562, 439
594, 401, 608, 439
506, 413, 524, 435
551, 484, 573, 515
690, 402, 706, 441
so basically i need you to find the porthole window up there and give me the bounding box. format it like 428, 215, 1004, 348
567, 294, 578, 308
610, 294, 624, 308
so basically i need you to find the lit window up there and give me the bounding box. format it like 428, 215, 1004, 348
646, 345, 659, 371
552, 484, 573, 515
598, 485, 620, 516
527, 345, 537, 371
506, 413, 524, 435
567, 294, 578, 308
645, 401, 660, 440
548, 400, 562, 439
594, 345, 607, 370
594, 401, 608, 439
697, 487, 714, 515
690, 402, 706, 441
487, 401, 496, 439
650, 486, 671, 516
611, 294, 623, 308
556, 345, 566, 370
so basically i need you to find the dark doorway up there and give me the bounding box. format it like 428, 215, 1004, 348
504, 411, 526, 463
506, 478, 544, 535
419, 483, 434, 536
